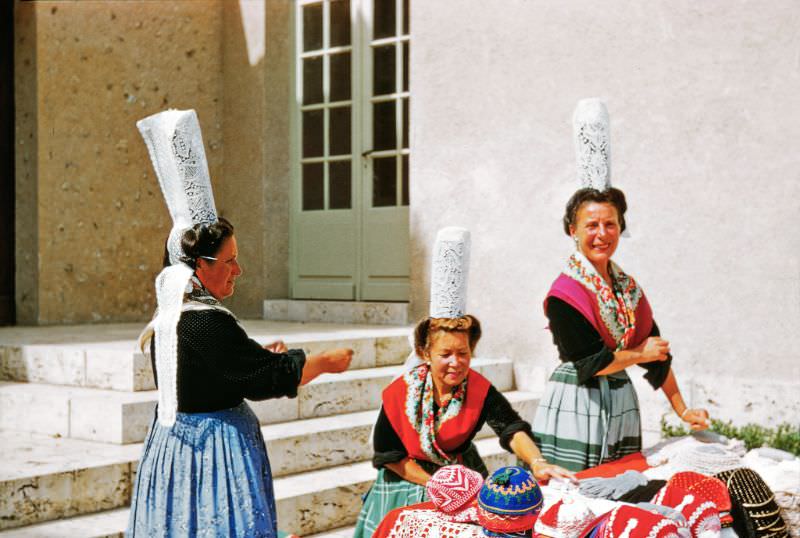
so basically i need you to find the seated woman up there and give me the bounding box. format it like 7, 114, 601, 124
354, 314, 575, 537
532, 187, 710, 473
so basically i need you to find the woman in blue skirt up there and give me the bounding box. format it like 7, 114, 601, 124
129, 110, 352, 538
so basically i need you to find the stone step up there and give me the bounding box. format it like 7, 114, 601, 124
0, 321, 412, 391
306, 525, 356, 538
0, 437, 514, 536
0, 391, 540, 531
0, 358, 514, 444
0, 508, 128, 538
264, 300, 409, 325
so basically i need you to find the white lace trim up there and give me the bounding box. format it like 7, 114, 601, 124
153, 264, 194, 426
573, 98, 612, 191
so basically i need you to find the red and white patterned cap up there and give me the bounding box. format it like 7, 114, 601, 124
667, 472, 731, 513
582, 505, 682, 538
534, 497, 596, 538
652, 484, 722, 538
427, 465, 484, 521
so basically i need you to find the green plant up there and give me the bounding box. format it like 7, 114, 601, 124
659, 417, 800, 456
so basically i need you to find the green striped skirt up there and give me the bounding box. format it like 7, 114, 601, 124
353, 444, 488, 538
531, 362, 641, 472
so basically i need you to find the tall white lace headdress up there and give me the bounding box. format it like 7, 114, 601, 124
401, 227, 471, 372
573, 98, 612, 191
137, 109, 218, 427
429, 227, 471, 318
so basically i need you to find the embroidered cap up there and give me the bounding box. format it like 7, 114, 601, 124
534, 497, 596, 538
652, 484, 722, 538
477, 505, 536, 535
714, 468, 788, 536
426, 465, 483, 523
580, 505, 682, 538
478, 466, 543, 515
667, 472, 731, 513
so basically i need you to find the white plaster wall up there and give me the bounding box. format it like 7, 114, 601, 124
409, 1, 800, 429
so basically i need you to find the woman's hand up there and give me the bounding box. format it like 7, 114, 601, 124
300, 348, 353, 385
637, 336, 670, 363
531, 460, 577, 483
681, 408, 710, 431
263, 340, 288, 353
321, 348, 353, 373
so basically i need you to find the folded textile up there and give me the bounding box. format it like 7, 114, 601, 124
579, 470, 649, 500
645, 441, 744, 480
636, 502, 692, 537
618, 480, 668, 503
645, 437, 746, 469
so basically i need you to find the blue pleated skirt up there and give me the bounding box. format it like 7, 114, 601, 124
127, 402, 279, 538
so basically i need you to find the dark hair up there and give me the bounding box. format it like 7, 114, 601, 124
161, 217, 235, 269
562, 187, 627, 235
414, 315, 482, 356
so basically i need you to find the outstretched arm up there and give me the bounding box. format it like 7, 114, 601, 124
661, 367, 709, 430
509, 431, 576, 482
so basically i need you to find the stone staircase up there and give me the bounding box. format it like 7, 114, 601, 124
0, 312, 542, 537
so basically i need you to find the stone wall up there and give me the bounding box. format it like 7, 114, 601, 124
14, 0, 293, 323
409, 1, 800, 428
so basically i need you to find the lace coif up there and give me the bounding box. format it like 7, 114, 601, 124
137, 109, 219, 427
573, 98, 612, 192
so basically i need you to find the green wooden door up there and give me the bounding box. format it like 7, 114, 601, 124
291, 0, 409, 301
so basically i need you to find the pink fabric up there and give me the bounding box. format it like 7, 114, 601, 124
546, 273, 654, 351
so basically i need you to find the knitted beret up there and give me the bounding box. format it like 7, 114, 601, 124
478, 466, 543, 516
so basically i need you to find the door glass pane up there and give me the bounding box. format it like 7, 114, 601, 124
329, 106, 351, 156
329, 161, 352, 209
302, 109, 324, 158
373, 101, 396, 151
329, 52, 351, 102
402, 155, 409, 206
402, 98, 409, 149
373, 157, 397, 207
330, 0, 351, 47
303, 56, 323, 105
303, 3, 323, 52
402, 0, 409, 34
302, 163, 324, 210
373, 0, 396, 39
373, 45, 395, 96
402, 42, 409, 92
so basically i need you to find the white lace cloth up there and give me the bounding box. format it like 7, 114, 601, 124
387, 509, 483, 538
643, 437, 746, 479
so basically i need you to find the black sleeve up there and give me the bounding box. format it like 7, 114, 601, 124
180, 310, 306, 400
484, 385, 534, 453
372, 406, 408, 468
546, 297, 614, 385
636, 321, 672, 390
